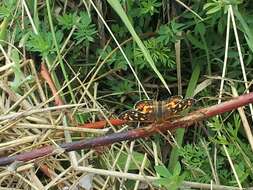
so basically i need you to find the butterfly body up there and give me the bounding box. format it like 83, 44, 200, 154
119, 96, 195, 122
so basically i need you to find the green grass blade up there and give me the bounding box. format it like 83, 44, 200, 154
107, 0, 171, 94
234, 8, 253, 54
168, 63, 200, 171
185, 63, 200, 98
0, 17, 9, 45
45, 0, 75, 103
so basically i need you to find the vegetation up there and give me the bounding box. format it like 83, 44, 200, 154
0, 0, 253, 189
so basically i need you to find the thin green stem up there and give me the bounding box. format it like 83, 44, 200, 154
45, 0, 76, 104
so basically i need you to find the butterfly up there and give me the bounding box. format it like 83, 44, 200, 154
118, 96, 195, 122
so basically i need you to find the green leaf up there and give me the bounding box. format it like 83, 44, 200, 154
135, 39, 175, 69
157, 21, 184, 44
74, 12, 97, 45
110, 80, 134, 93
218, 16, 226, 34
10, 49, 33, 93
173, 162, 181, 176
208, 117, 223, 131
140, 0, 162, 16
26, 30, 63, 57
233, 163, 249, 184
195, 23, 206, 36
116, 151, 150, 170
154, 173, 185, 190
203, 3, 216, 10
0, 6, 10, 18
57, 12, 78, 30
206, 5, 221, 15
111, 24, 128, 38
0, 17, 9, 45
203, 1, 222, 15
217, 135, 229, 145
0, 0, 16, 18
234, 8, 253, 54
186, 33, 205, 49
153, 177, 170, 186
154, 165, 171, 178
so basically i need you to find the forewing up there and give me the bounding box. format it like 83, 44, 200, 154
164, 95, 184, 111
118, 110, 153, 122
134, 100, 154, 114
167, 98, 195, 114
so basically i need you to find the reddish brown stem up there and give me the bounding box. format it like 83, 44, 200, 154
1, 92, 253, 166
40, 63, 64, 106
78, 119, 126, 129
40, 63, 65, 178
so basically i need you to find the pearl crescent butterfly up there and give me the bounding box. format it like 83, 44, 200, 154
119, 96, 195, 122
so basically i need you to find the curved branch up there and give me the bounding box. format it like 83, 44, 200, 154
0, 92, 253, 166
